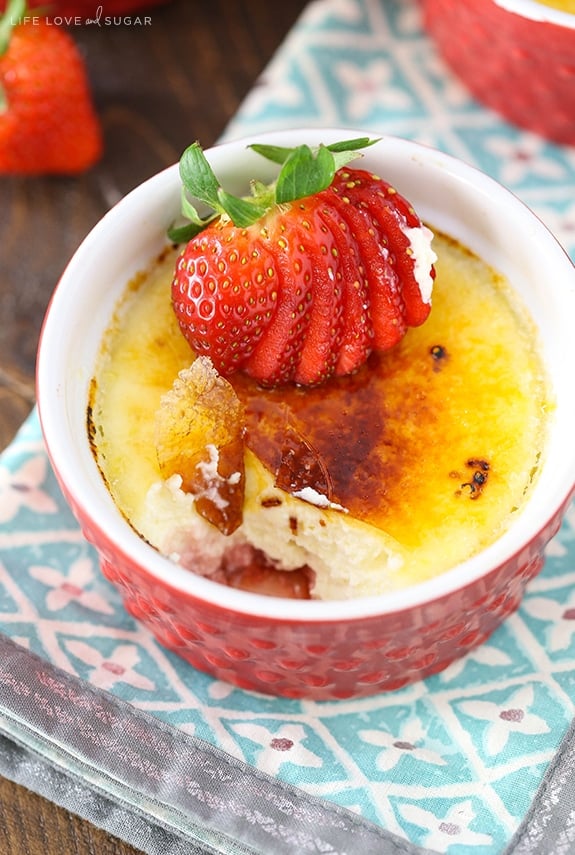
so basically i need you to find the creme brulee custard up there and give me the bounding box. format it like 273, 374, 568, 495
89, 230, 549, 600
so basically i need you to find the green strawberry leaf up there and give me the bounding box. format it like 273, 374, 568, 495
169, 136, 380, 241
168, 187, 219, 242
179, 142, 222, 211
249, 137, 378, 169
217, 189, 269, 229
0, 0, 26, 61
275, 144, 335, 204
247, 144, 293, 165
180, 189, 207, 226
256, 137, 380, 204
329, 137, 379, 172
0, 0, 27, 112
326, 137, 377, 153
167, 221, 206, 243
178, 141, 270, 228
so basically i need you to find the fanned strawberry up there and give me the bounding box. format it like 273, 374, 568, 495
244, 214, 316, 385
333, 169, 434, 326
266, 200, 346, 386
0, 0, 102, 175
324, 181, 407, 351
170, 138, 436, 387
315, 200, 372, 375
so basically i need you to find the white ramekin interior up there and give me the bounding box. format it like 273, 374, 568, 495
37, 129, 575, 623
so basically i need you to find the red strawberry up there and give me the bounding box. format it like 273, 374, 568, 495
173, 224, 283, 371
0, 2, 102, 175
316, 200, 372, 376
332, 169, 433, 327
323, 179, 407, 352
171, 139, 436, 387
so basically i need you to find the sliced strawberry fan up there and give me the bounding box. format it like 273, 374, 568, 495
170, 138, 437, 387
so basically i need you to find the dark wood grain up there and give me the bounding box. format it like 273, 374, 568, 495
0, 1, 308, 851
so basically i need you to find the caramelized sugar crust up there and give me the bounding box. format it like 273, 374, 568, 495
231, 230, 547, 551
236, 348, 435, 533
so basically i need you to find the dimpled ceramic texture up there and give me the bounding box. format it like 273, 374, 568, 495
37, 129, 575, 700
76, 500, 566, 699
423, 0, 575, 145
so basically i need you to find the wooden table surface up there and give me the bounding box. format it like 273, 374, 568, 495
0, 1, 308, 852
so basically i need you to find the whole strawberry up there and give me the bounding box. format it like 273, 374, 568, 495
171, 139, 437, 387
0, 0, 102, 175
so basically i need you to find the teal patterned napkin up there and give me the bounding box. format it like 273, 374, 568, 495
2, 2, 575, 854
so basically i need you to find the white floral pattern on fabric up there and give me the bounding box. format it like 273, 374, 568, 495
459, 686, 550, 757
230, 722, 324, 776
29, 557, 115, 615
64, 640, 156, 692
0, 455, 58, 523
358, 718, 447, 772
399, 800, 493, 851
334, 59, 414, 119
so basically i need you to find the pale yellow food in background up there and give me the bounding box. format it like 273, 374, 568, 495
90, 232, 549, 599
532, 0, 575, 12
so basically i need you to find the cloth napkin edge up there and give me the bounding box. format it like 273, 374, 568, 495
0, 632, 440, 855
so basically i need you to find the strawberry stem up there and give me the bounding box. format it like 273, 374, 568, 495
0, 0, 26, 56
168, 136, 379, 244
0, 0, 27, 112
